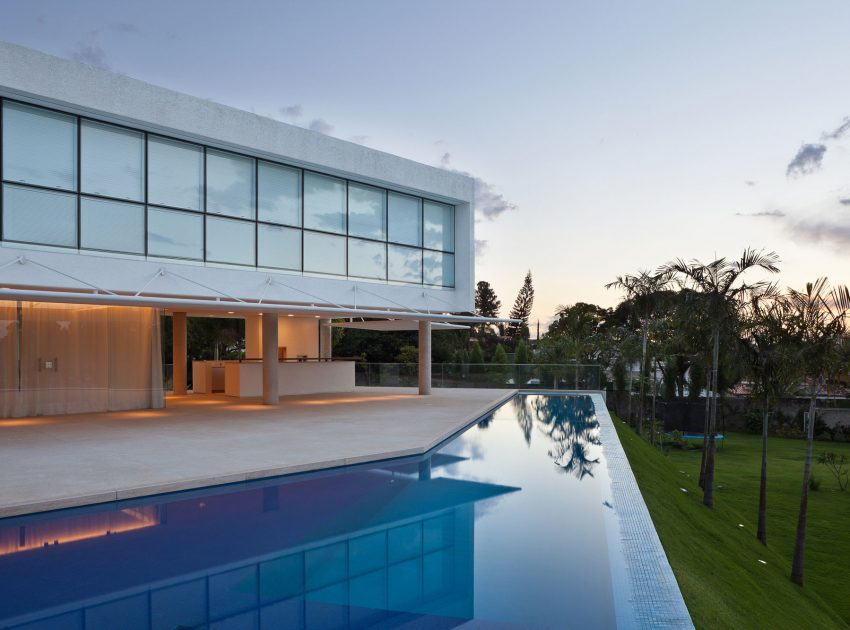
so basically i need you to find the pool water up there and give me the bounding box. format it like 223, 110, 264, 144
0, 394, 623, 629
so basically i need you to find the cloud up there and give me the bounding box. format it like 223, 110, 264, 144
745, 180, 757, 187
475, 239, 488, 258
792, 219, 850, 247
308, 118, 334, 135
821, 117, 850, 141
439, 153, 517, 221
110, 22, 140, 34
786, 143, 826, 178
280, 104, 302, 118
839, 198, 850, 206
69, 31, 110, 70
735, 210, 786, 217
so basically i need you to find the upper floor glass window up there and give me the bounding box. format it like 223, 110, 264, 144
206, 149, 255, 220
206, 215, 255, 265
147, 136, 203, 211
258, 161, 301, 227
2, 184, 77, 247
80, 197, 145, 254
388, 192, 421, 247
348, 238, 386, 280
2, 101, 77, 190
423, 201, 454, 252
348, 183, 386, 240
388, 244, 422, 284
81, 120, 144, 202
304, 231, 345, 275
258, 223, 301, 271
147, 207, 203, 260
423, 250, 455, 287
304, 172, 345, 234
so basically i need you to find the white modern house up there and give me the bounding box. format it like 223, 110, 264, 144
0, 41, 491, 418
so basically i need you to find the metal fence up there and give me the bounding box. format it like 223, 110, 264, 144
355, 363, 602, 390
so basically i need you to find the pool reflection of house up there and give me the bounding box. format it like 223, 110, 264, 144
0, 455, 518, 630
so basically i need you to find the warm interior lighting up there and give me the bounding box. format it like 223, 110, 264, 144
0, 507, 159, 556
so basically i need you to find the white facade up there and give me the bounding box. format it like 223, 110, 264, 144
0, 41, 475, 313
0, 41, 479, 416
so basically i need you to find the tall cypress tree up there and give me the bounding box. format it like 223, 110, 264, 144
475, 280, 502, 336
507, 271, 534, 343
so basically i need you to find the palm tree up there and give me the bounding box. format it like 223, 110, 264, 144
786, 278, 850, 585
605, 270, 671, 436
740, 288, 799, 545
661, 249, 780, 508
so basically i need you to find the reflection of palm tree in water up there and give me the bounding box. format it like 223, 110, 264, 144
512, 396, 534, 445
529, 395, 601, 479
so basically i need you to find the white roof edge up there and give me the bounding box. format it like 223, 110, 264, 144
0, 288, 519, 324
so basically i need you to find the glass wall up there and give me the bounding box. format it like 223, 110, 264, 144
0, 99, 456, 287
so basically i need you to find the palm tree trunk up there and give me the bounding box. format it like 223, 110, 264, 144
699, 362, 711, 490
791, 391, 817, 585
650, 358, 657, 446
639, 322, 648, 436
703, 329, 720, 508
757, 397, 768, 545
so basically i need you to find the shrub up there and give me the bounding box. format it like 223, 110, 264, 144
809, 474, 821, 492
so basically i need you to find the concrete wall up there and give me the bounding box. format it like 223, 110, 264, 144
0, 41, 475, 313
278, 317, 319, 359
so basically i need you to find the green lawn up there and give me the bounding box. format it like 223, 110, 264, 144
614, 417, 850, 629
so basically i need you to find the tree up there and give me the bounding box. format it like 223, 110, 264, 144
605, 270, 671, 436
492, 344, 507, 364
470, 341, 485, 364
661, 249, 780, 508
515, 339, 530, 364
475, 281, 502, 336
740, 289, 799, 545
786, 278, 850, 585
506, 271, 534, 343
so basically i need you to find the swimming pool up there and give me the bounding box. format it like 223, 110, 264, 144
0, 393, 691, 629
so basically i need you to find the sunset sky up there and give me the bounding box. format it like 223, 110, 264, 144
3, 0, 850, 331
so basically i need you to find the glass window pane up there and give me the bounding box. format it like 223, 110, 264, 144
206, 149, 255, 219
348, 238, 386, 280
303, 231, 345, 275
147, 207, 203, 260
258, 224, 301, 271
304, 172, 345, 234
147, 136, 203, 211
258, 161, 301, 226
81, 120, 144, 201
388, 244, 422, 284
80, 197, 144, 254
424, 251, 455, 287
348, 183, 386, 240
206, 216, 255, 265
388, 192, 421, 247
2, 184, 77, 247
2, 101, 77, 190
423, 201, 454, 251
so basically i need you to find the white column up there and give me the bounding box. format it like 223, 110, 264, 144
245, 314, 262, 359
172, 312, 187, 395
418, 320, 432, 395
262, 313, 279, 405
319, 318, 333, 360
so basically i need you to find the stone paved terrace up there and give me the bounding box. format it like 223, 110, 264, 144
0, 387, 512, 518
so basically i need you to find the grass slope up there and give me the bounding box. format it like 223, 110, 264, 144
614, 418, 848, 629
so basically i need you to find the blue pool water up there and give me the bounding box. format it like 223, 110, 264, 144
0, 394, 624, 629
